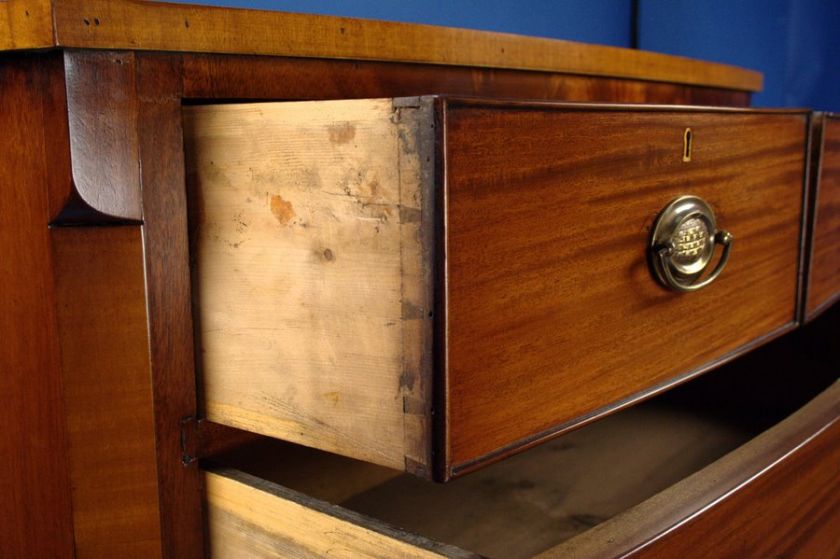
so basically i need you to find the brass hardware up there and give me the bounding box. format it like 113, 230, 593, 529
683, 128, 692, 162
649, 195, 732, 293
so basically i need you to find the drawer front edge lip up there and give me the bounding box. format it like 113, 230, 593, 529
437, 96, 810, 116
802, 111, 825, 323
806, 291, 840, 323
448, 322, 796, 478
433, 97, 452, 483
798, 111, 819, 324
804, 113, 840, 322
203, 464, 481, 559
628, 420, 840, 558
541, 379, 840, 558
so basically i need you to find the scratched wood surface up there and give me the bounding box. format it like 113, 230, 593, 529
185, 98, 435, 474
807, 114, 840, 318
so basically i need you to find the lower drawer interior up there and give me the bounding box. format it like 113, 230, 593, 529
204, 306, 839, 558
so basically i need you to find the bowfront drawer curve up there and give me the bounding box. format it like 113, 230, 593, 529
184, 98, 809, 480
203, 379, 840, 559
806, 113, 840, 320
541, 379, 840, 559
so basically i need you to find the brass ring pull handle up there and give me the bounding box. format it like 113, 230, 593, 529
649, 196, 733, 293
656, 230, 733, 292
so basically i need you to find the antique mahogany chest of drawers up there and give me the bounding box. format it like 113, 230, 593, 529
1, 1, 838, 558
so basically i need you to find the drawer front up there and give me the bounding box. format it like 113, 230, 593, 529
185, 99, 807, 480
542, 381, 840, 559
443, 102, 807, 474
806, 114, 840, 319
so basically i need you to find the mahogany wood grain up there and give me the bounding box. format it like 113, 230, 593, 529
135, 53, 205, 559
58, 50, 143, 222
0, 52, 74, 558
181, 54, 752, 108
441, 101, 808, 476
541, 379, 840, 559
630, 410, 840, 558
0, 9, 804, 555
806, 114, 840, 319
0, 0, 761, 92
51, 226, 162, 558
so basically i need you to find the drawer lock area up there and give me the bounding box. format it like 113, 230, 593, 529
649, 195, 733, 293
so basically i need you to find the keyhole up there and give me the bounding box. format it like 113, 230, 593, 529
683, 128, 692, 162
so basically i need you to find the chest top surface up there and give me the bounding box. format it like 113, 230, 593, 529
0, 0, 761, 91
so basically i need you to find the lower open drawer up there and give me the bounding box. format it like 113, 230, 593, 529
202, 363, 840, 558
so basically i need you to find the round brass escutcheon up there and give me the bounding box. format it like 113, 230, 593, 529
649, 195, 733, 293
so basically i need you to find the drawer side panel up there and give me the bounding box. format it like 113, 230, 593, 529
184, 98, 434, 473
204, 469, 475, 558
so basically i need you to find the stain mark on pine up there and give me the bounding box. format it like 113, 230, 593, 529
328, 122, 356, 144
269, 194, 295, 225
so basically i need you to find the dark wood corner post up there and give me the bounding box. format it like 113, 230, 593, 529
54, 50, 143, 224
46, 50, 205, 557
1, 49, 182, 558
135, 53, 207, 559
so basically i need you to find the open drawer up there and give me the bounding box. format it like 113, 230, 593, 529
202, 347, 840, 559
184, 98, 808, 480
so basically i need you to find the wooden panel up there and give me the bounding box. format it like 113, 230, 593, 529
0, 0, 54, 50
540, 380, 840, 559
442, 102, 807, 475
136, 53, 205, 559
58, 50, 142, 222
185, 98, 435, 474
52, 226, 162, 558
181, 54, 752, 108
0, 52, 74, 558
807, 114, 840, 318
342, 404, 748, 559
25, 0, 763, 91
204, 468, 477, 559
